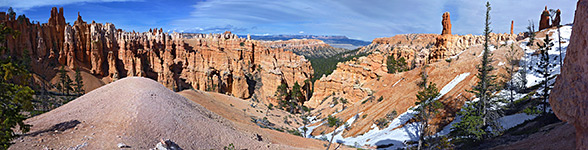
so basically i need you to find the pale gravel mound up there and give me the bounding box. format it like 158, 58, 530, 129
11, 77, 273, 149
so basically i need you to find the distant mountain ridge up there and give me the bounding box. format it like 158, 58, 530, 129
240, 34, 371, 49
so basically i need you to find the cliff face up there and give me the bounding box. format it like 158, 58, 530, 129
550, 0, 588, 149
0, 8, 313, 105
261, 39, 349, 58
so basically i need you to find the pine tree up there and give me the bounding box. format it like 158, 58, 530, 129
57, 66, 73, 96
73, 68, 85, 97
503, 44, 520, 102
451, 1, 502, 141
325, 115, 342, 150
526, 21, 536, 47
291, 82, 303, 113
413, 66, 442, 150
536, 35, 553, 115
275, 82, 289, 111
0, 23, 34, 149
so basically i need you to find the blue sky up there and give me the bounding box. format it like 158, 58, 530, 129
1, 0, 578, 41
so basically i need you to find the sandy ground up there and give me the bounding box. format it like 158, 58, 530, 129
11, 77, 295, 149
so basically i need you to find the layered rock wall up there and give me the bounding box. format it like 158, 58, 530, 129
550, 0, 588, 149
262, 39, 348, 58
1, 8, 313, 105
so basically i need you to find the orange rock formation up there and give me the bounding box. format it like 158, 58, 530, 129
550, 0, 588, 149
0, 8, 313, 105
539, 6, 551, 30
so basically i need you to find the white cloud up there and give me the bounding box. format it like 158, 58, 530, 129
172, 0, 577, 40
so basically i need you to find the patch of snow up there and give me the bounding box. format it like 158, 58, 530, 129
498, 62, 505, 66
436, 73, 470, 100
392, 78, 402, 87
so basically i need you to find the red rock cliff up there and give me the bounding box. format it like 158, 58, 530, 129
550, 0, 588, 149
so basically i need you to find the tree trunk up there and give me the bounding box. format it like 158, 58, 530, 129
326, 133, 335, 150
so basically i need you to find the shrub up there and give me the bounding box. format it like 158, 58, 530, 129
374, 117, 389, 129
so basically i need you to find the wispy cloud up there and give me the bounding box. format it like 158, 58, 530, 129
1, 0, 578, 41
172, 0, 577, 40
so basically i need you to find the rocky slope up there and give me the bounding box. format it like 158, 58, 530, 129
262, 39, 350, 58
303, 11, 522, 145
550, 0, 588, 149
1, 8, 313, 105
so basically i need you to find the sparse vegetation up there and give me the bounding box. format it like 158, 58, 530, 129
374, 117, 389, 129
386, 54, 408, 74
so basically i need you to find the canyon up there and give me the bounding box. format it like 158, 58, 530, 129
1, 8, 314, 105
0, 1, 584, 149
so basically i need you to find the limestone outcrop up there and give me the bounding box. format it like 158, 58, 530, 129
539, 6, 551, 30
0, 7, 313, 105
262, 39, 348, 58
441, 12, 452, 35
550, 0, 588, 149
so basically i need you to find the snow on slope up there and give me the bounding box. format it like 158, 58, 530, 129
438, 25, 573, 137
304, 73, 471, 149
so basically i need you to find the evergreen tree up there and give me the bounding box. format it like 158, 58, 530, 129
275, 82, 290, 111
325, 115, 342, 150
502, 44, 520, 102
291, 82, 303, 113
526, 20, 536, 47
413, 66, 442, 150
7, 7, 16, 19
73, 68, 85, 97
0, 23, 34, 149
57, 66, 73, 96
451, 1, 502, 141
386, 54, 408, 74
536, 35, 553, 115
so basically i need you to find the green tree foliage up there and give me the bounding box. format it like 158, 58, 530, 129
275, 82, 290, 111
308, 48, 369, 82
0, 23, 34, 149
73, 68, 85, 96
325, 115, 342, 150
535, 35, 553, 115
56, 66, 73, 96
7, 7, 15, 19
451, 1, 502, 141
502, 44, 520, 102
386, 54, 408, 74
275, 82, 306, 114
526, 20, 536, 47
412, 66, 442, 150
